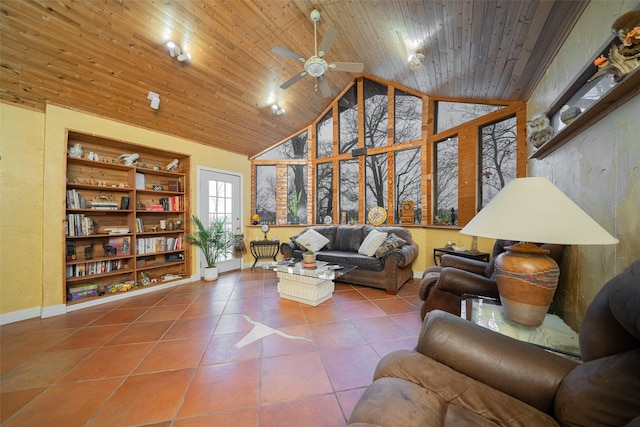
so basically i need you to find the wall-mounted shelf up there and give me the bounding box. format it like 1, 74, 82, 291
531, 36, 640, 160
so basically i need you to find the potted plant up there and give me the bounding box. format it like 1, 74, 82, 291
185, 215, 235, 281
302, 249, 316, 264
288, 191, 302, 224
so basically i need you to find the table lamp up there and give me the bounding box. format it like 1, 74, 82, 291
460, 177, 618, 326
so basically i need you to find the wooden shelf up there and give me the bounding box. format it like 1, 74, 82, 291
531, 37, 640, 160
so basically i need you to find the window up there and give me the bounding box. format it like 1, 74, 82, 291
480, 116, 517, 208
363, 79, 388, 149
255, 131, 308, 160
339, 85, 359, 154
316, 162, 333, 223
255, 165, 276, 224
365, 153, 388, 221
394, 148, 421, 224
339, 159, 359, 223
436, 101, 504, 134
316, 111, 333, 158
287, 165, 307, 223
434, 137, 458, 225
394, 89, 422, 143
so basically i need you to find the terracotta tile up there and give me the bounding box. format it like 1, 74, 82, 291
262, 306, 306, 328
88, 369, 194, 426
135, 304, 189, 322
302, 304, 347, 324
357, 287, 396, 300
230, 285, 264, 300
107, 320, 173, 345
0, 387, 46, 422
0, 348, 94, 392
163, 315, 218, 340
157, 292, 199, 306
40, 310, 105, 329
260, 394, 346, 427
262, 295, 301, 311
0, 328, 77, 374
336, 300, 387, 320
331, 289, 368, 303
197, 287, 234, 302
180, 301, 227, 318
222, 297, 264, 314
116, 293, 167, 308
391, 312, 424, 336
261, 324, 316, 358
173, 408, 259, 426
309, 321, 367, 350
2, 378, 122, 427
60, 342, 154, 382
92, 307, 148, 325
46, 324, 127, 351
320, 344, 380, 391
372, 298, 419, 315
351, 316, 412, 343
370, 337, 418, 358
336, 387, 367, 421
201, 331, 261, 365
136, 337, 208, 373
178, 360, 260, 417
214, 313, 260, 335
261, 352, 333, 404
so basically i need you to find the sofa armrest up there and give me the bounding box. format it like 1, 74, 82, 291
440, 254, 489, 275
436, 267, 499, 298
384, 241, 419, 268
280, 241, 296, 258
416, 310, 578, 414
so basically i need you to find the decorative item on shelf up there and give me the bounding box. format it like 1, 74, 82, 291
302, 250, 316, 264
444, 241, 455, 249
589, 11, 640, 83
560, 105, 582, 125
165, 159, 179, 172
120, 196, 129, 210
367, 206, 387, 226
251, 214, 260, 225
68, 143, 83, 158
140, 272, 151, 286
400, 200, 415, 225
175, 219, 183, 230
460, 177, 618, 326
261, 223, 270, 240
118, 153, 139, 166
152, 185, 164, 191
323, 215, 332, 224
160, 219, 166, 231
168, 180, 180, 192
87, 151, 99, 161
102, 241, 116, 257
84, 242, 94, 260
167, 218, 175, 231
526, 115, 554, 148
185, 215, 235, 281
341, 211, 347, 224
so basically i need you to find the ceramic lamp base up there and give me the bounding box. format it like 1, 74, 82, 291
494, 243, 560, 326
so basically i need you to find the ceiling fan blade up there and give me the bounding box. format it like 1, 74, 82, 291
318, 26, 338, 57
317, 76, 331, 98
280, 72, 307, 89
272, 46, 305, 62
331, 62, 364, 73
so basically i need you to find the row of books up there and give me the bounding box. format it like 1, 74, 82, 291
66, 259, 126, 278
66, 189, 87, 209
136, 236, 182, 254
146, 196, 182, 211
66, 214, 95, 236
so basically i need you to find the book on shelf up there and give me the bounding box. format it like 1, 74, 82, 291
136, 172, 145, 190
147, 204, 164, 211
108, 236, 131, 255
105, 227, 130, 234
66, 189, 86, 209
136, 218, 144, 233
66, 214, 95, 236
89, 202, 119, 210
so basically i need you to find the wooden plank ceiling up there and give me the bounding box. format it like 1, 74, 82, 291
0, 0, 588, 157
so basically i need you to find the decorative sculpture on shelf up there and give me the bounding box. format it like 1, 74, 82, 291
165, 159, 179, 172
118, 153, 139, 166
68, 143, 83, 158
527, 115, 554, 148
590, 11, 640, 83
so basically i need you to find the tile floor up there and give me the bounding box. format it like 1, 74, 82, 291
1, 269, 423, 426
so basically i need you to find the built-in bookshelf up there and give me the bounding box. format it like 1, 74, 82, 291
64, 131, 190, 304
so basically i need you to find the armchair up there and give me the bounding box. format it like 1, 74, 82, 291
418, 240, 565, 320
348, 260, 640, 426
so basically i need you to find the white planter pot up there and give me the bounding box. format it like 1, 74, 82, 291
203, 266, 219, 281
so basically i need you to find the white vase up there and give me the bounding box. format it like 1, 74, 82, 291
203, 266, 218, 281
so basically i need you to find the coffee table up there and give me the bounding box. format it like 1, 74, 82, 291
461, 294, 581, 359
268, 260, 356, 306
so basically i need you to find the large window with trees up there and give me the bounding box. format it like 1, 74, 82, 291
251, 76, 526, 227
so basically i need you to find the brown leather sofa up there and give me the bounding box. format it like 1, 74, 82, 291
348, 259, 640, 426
280, 225, 418, 294
418, 240, 565, 319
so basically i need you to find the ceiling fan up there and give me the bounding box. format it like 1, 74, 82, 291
272, 9, 364, 98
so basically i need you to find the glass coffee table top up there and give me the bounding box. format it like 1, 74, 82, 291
263, 259, 356, 280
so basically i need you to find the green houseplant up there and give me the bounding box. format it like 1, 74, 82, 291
288, 191, 302, 224
186, 215, 234, 281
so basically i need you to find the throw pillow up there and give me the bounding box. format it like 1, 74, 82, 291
293, 229, 330, 252
358, 229, 388, 257
375, 233, 407, 258
289, 233, 307, 251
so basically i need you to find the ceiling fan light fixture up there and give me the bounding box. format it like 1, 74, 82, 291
306, 57, 327, 77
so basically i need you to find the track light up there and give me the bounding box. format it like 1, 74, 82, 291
166, 41, 190, 63
271, 104, 285, 115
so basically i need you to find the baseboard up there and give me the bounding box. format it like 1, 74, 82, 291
0, 306, 42, 325
41, 304, 68, 319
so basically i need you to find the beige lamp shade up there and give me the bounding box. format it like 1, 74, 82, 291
460, 177, 618, 245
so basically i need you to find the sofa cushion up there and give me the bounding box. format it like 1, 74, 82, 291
316, 251, 385, 271
375, 233, 407, 258
292, 228, 330, 252
358, 229, 388, 256
333, 226, 365, 252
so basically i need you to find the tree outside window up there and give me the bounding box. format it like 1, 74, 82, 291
480, 116, 517, 208
394, 148, 421, 223
255, 165, 276, 224
434, 137, 458, 225
316, 162, 333, 223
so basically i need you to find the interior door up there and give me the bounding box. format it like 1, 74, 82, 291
197, 167, 242, 274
